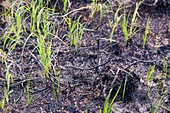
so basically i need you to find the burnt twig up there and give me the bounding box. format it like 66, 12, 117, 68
125, 59, 156, 70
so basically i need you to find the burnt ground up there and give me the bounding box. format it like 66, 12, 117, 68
0, 1, 170, 113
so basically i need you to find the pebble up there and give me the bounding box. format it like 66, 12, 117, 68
139, 107, 146, 113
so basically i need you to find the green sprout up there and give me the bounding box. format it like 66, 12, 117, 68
0, 98, 5, 112
122, 74, 128, 102
143, 17, 150, 48
25, 80, 33, 107
168, 22, 170, 32
65, 16, 84, 50
146, 65, 155, 84
110, 5, 122, 43
3, 1, 25, 53
121, 1, 142, 45
151, 94, 164, 113
101, 83, 122, 113
121, 11, 129, 45
63, 0, 68, 12
37, 35, 52, 75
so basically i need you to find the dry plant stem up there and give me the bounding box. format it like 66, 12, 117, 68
143, 0, 158, 6
29, 87, 48, 94
10, 77, 39, 87
121, 68, 134, 77
28, 51, 43, 69
125, 59, 156, 70
110, 69, 121, 85
45, 73, 60, 86
65, 81, 80, 97
111, 67, 133, 86
97, 38, 118, 43
0, 76, 6, 82
64, 57, 111, 70
49, 6, 89, 20
15, 91, 23, 103
97, 39, 101, 73
58, 45, 95, 54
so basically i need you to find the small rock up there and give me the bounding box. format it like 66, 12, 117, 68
139, 107, 145, 113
